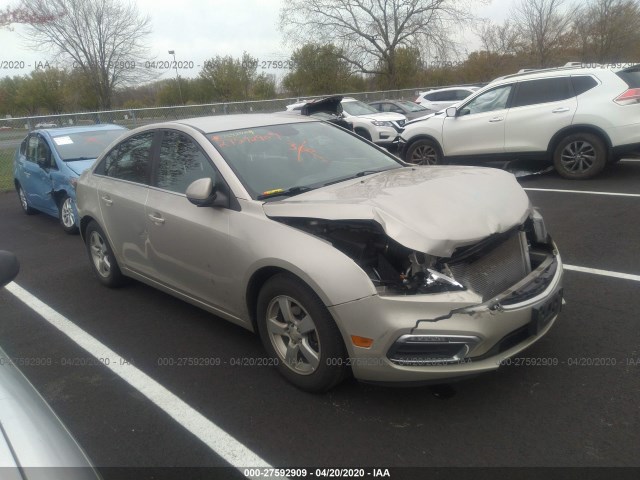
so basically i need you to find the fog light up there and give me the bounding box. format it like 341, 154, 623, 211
387, 334, 480, 365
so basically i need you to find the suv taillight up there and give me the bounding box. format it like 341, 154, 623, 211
614, 88, 640, 105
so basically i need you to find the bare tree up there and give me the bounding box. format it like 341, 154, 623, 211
512, 0, 577, 67
279, 0, 477, 88
573, 0, 640, 63
475, 20, 523, 56
20, 0, 153, 109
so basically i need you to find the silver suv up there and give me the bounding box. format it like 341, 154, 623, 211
399, 64, 640, 179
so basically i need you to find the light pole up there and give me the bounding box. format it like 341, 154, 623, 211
168, 50, 184, 105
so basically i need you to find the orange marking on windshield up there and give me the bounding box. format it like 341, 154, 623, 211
288, 141, 327, 163
211, 131, 281, 148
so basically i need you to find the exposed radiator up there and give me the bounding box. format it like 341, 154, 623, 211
447, 231, 531, 301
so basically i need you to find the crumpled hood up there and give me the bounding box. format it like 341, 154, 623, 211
263, 166, 531, 257
65, 158, 96, 175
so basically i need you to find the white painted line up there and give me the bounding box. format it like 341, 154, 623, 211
564, 264, 640, 282
524, 188, 640, 198
4, 282, 273, 478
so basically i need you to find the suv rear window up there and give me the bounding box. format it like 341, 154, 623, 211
617, 66, 640, 88
571, 76, 598, 95
512, 77, 573, 107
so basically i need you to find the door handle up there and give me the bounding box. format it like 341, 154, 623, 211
24, 172, 31, 178
148, 213, 165, 225
101, 195, 113, 206
552, 107, 570, 113
489, 116, 504, 122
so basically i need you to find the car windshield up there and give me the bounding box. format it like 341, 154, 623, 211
397, 101, 428, 112
51, 129, 126, 161
341, 100, 379, 116
208, 122, 402, 200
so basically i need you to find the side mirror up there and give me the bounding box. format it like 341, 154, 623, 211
0, 251, 19, 288
445, 107, 457, 117
186, 178, 217, 207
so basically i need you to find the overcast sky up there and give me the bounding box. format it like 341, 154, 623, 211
0, 0, 514, 82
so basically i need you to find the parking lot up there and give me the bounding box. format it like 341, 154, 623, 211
1, 159, 639, 479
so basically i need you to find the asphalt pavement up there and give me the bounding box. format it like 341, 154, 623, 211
0, 160, 639, 480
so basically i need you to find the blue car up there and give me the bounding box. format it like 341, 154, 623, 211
13, 124, 127, 233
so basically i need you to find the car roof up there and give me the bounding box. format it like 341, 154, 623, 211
36, 124, 127, 136
421, 86, 479, 94
491, 63, 640, 83
171, 113, 316, 132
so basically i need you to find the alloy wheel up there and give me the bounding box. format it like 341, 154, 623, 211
410, 144, 438, 165
560, 141, 596, 173
89, 231, 112, 278
266, 295, 321, 375
61, 197, 75, 228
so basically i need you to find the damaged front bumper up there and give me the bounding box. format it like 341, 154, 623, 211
328, 248, 563, 384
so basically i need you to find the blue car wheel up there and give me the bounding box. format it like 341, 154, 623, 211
59, 194, 79, 234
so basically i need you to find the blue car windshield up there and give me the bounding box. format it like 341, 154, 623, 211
51, 129, 126, 161
208, 121, 402, 200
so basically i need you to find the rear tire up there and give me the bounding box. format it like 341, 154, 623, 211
553, 133, 607, 179
17, 184, 37, 215
256, 273, 349, 392
85, 220, 125, 287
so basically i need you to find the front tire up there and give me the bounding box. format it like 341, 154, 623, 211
59, 194, 79, 235
553, 133, 607, 179
85, 220, 125, 287
405, 139, 443, 165
256, 273, 348, 392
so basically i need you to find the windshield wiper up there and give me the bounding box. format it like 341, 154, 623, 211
323, 169, 387, 187
64, 156, 94, 162
257, 185, 315, 200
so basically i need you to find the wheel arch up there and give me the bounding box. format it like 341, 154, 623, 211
245, 266, 333, 334
79, 215, 97, 241
52, 188, 71, 208
547, 125, 612, 158
353, 126, 373, 140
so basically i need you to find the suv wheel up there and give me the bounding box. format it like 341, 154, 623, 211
256, 273, 349, 392
553, 133, 607, 179
405, 139, 443, 165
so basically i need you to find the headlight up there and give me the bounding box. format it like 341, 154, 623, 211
371, 120, 393, 127
530, 208, 549, 244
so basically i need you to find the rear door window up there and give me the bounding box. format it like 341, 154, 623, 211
571, 76, 598, 95
512, 77, 573, 107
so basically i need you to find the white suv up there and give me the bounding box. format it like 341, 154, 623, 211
287, 97, 407, 147
415, 86, 479, 111
399, 65, 640, 179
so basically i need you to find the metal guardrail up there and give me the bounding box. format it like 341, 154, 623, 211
0, 86, 451, 192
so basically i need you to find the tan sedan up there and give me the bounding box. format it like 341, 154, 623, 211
76, 114, 563, 392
